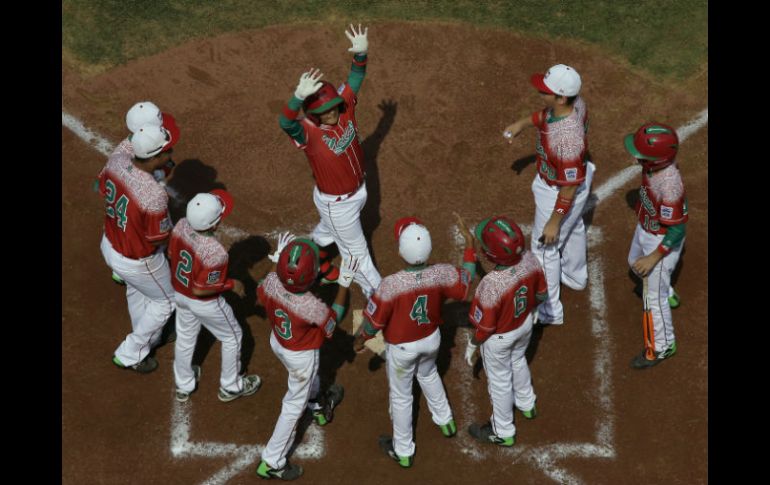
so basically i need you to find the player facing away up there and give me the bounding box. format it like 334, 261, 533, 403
353, 214, 478, 468
169, 191, 262, 402
465, 216, 547, 447
503, 64, 595, 325
278, 24, 382, 298
99, 113, 181, 373
256, 236, 356, 481
624, 123, 687, 369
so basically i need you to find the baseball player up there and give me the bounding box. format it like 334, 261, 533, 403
107, 101, 176, 287
169, 190, 262, 402
278, 23, 381, 298
256, 236, 356, 481
98, 113, 181, 373
464, 216, 547, 446
624, 123, 687, 369
503, 64, 595, 325
353, 214, 477, 468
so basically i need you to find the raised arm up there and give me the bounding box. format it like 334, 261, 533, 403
344, 24, 368, 94
279, 69, 324, 144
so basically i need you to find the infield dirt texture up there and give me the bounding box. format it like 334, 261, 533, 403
62, 8, 708, 485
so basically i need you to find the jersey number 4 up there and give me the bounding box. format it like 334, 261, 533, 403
410, 295, 430, 325
104, 179, 129, 231
175, 250, 193, 287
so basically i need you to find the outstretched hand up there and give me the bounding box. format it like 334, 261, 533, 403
268, 232, 296, 263
453, 211, 474, 248
295, 68, 324, 100
338, 254, 360, 288
345, 24, 369, 54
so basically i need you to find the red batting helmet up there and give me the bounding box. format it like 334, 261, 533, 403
277, 238, 320, 293
474, 216, 525, 266
624, 123, 679, 171
303, 81, 346, 123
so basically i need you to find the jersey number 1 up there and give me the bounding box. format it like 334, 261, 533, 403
410, 295, 430, 325
104, 179, 129, 231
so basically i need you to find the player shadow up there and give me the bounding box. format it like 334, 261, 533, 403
510, 154, 537, 175
312, 284, 356, 393
225, 235, 272, 372
360, 99, 398, 267
165, 158, 227, 223
625, 188, 639, 210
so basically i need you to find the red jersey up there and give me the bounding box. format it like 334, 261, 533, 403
258, 272, 337, 351
168, 218, 230, 299
293, 83, 365, 195
364, 264, 472, 345
636, 162, 688, 235
98, 139, 172, 259
532, 96, 589, 187
468, 252, 547, 342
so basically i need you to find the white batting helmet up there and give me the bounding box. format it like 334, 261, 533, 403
126, 101, 163, 133
398, 223, 432, 265
186, 189, 233, 231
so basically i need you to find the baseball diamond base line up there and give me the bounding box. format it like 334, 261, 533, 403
63, 107, 706, 484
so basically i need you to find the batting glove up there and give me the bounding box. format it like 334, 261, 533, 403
345, 24, 368, 54
294, 69, 323, 100
268, 232, 296, 263
338, 255, 360, 288
464, 335, 479, 367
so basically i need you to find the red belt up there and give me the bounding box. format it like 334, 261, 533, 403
333, 182, 363, 202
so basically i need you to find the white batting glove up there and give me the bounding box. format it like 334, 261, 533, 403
465, 335, 479, 367
294, 69, 323, 100
268, 232, 296, 263
345, 24, 369, 55
338, 255, 360, 288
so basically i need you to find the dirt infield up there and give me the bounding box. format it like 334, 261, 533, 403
62, 21, 708, 484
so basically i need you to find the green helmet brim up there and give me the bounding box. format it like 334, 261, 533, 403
308, 97, 344, 114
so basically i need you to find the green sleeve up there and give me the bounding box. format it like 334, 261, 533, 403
278, 96, 306, 145
461, 261, 477, 282
347, 53, 367, 94
332, 303, 346, 324
661, 222, 686, 251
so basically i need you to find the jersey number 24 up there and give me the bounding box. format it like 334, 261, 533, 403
104, 179, 129, 231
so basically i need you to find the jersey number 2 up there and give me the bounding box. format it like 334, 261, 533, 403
104, 179, 129, 231
274, 309, 293, 340
175, 250, 193, 287
410, 295, 430, 325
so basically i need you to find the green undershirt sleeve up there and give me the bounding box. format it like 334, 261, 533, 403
462, 261, 477, 282
661, 222, 686, 250
331, 303, 346, 324
347, 53, 367, 94
278, 96, 306, 145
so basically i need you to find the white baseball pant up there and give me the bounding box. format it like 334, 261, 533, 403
627, 223, 684, 354
100, 234, 175, 366
385, 328, 453, 458
173, 293, 245, 393
261, 332, 321, 470
479, 315, 536, 439
312, 184, 382, 297
531, 162, 596, 324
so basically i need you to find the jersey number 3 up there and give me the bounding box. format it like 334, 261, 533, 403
104, 179, 129, 231
410, 295, 430, 325
274, 309, 293, 340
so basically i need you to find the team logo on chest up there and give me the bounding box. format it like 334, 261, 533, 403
321, 120, 356, 155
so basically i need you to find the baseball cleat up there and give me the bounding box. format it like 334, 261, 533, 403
668, 289, 681, 309
311, 384, 345, 426
468, 422, 515, 447
630, 342, 677, 369
112, 355, 158, 374
319, 261, 340, 285
218, 374, 262, 402
111, 271, 126, 286
439, 418, 457, 438
520, 404, 537, 420
175, 365, 201, 403
256, 460, 303, 481
378, 435, 413, 468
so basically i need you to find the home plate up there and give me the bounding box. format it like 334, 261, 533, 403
351, 309, 386, 358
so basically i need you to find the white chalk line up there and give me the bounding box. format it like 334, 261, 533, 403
66, 106, 706, 484
63, 109, 327, 485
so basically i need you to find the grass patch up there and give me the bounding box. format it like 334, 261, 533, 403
63, 0, 707, 80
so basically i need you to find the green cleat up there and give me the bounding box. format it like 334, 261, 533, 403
378, 436, 414, 468
521, 404, 537, 420
668, 289, 681, 309
439, 419, 457, 437
468, 422, 515, 447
